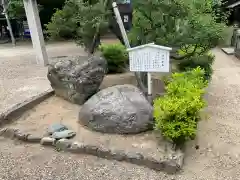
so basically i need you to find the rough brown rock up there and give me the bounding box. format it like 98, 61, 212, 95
47, 56, 107, 105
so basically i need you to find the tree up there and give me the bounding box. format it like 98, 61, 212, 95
47, 0, 228, 54
6, 0, 25, 19
1, 0, 16, 45
45, 0, 78, 40
46, 0, 109, 52
128, 0, 228, 59
74, 0, 110, 52
6, 0, 44, 19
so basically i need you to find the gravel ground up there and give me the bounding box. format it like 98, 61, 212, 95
0, 41, 86, 114
0, 39, 118, 114
0, 138, 170, 180
1, 48, 240, 179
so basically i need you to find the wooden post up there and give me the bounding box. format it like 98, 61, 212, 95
23, 0, 48, 66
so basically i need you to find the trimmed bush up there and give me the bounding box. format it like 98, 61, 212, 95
154, 67, 207, 146
100, 43, 129, 74
166, 68, 208, 97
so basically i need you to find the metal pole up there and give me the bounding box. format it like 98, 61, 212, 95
112, 2, 149, 98
112, 2, 130, 48
147, 72, 152, 95
147, 72, 153, 103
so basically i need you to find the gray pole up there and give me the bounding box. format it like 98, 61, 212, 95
112, 2, 148, 95
112, 2, 130, 48
2, 0, 16, 46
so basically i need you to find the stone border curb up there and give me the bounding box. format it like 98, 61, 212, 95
0, 89, 54, 127
0, 127, 184, 174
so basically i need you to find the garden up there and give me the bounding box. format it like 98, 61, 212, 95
0, 0, 229, 174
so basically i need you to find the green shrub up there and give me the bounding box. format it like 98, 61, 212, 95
100, 43, 128, 74
177, 48, 215, 80
154, 67, 207, 146
154, 96, 199, 145
166, 67, 208, 97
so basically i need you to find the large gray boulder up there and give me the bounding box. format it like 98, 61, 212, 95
47, 56, 107, 105
78, 84, 153, 134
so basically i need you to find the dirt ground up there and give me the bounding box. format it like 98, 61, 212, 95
1, 48, 240, 179
6, 95, 174, 161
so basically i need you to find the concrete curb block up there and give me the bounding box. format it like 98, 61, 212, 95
0, 128, 184, 174
0, 89, 54, 127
